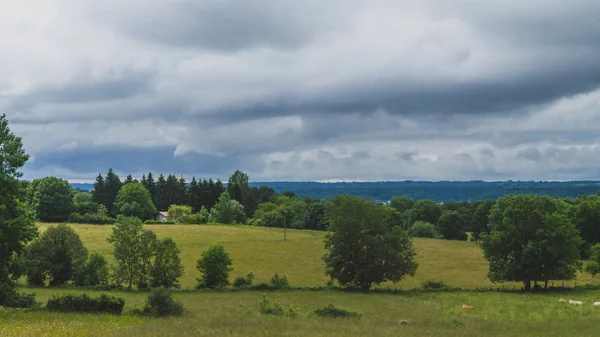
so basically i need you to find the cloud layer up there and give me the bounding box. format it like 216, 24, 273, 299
2, 0, 600, 182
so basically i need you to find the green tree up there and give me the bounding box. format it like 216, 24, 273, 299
572, 197, 600, 244
0, 114, 37, 305
151, 238, 184, 288
481, 194, 582, 291
437, 210, 468, 240
31, 176, 74, 222
196, 243, 233, 288
583, 244, 600, 278
74, 252, 110, 286
390, 196, 414, 214
24, 223, 88, 286
227, 170, 253, 216
113, 182, 157, 220
210, 192, 246, 224
409, 221, 438, 238
471, 200, 495, 241
73, 191, 92, 204
408, 199, 442, 225
304, 202, 328, 230
167, 204, 192, 223
91, 173, 107, 207
104, 168, 122, 216
323, 195, 418, 291
107, 216, 157, 288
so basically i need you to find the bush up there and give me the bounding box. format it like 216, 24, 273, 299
69, 212, 115, 225
74, 252, 110, 287
196, 243, 233, 289
409, 221, 438, 238
142, 287, 185, 317
233, 272, 255, 288
144, 220, 176, 225
584, 260, 600, 278
0, 284, 38, 308
259, 295, 297, 317
270, 274, 290, 289
313, 302, 361, 318
421, 280, 449, 290
180, 214, 208, 224
46, 293, 125, 315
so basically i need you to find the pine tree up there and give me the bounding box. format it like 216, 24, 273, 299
124, 174, 135, 185
143, 172, 157, 207
92, 173, 106, 206
104, 168, 122, 215
189, 177, 201, 213
155, 174, 167, 211
176, 176, 188, 206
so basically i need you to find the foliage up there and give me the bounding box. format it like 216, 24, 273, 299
107, 216, 157, 288
390, 196, 415, 214
572, 197, 600, 246
30, 176, 74, 222
437, 210, 468, 240
196, 243, 233, 288
408, 199, 443, 225
420, 280, 449, 290
141, 287, 185, 317
409, 221, 438, 238
74, 252, 110, 287
481, 194, 582, 291
210, 192, 246, 224
0, 285, 37, 308
259, 295, 298, 317
113, 182, 157, 221
45, 293, 125, 315
167, 204, 192, 223
471, 200, 495, 241
68, 212, 116, 224
584, 261, 600, 278
180, 212, 208, 224
24, 223, 88, 286
233, 272, 255, 287
270, 273, 290, 289
383, 207, 406, 230
313, 302, 361, 318
150, 238, 184, 288
323, 195, 418, 290
73, 191, 93, 204
144, 220, 176, 224
304, 202, 329, 230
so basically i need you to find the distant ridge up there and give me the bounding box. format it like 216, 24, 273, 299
70, 180, 600, 202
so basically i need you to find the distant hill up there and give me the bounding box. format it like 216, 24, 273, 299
70, 180, 600, 202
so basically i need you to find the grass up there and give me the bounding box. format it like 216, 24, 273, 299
32, 222, 600, 290
5, 222, 600, 336
4, 288, 600, 336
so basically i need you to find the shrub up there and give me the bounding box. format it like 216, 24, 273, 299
142, 287, 185, 317
69, 212, 115, 225
421, 280, 449, 290
313, 302, 361, 318
233, 272, 255, 288
46, 293, 125, 315
144, 220, 176, 225
409, 221, 438, 238
180, 214, 208, 224
0, 284, 38, 308
259, 295, 297, 317
584, 260, 600, 278
270, 274, 290, 289
196, 243, 233, 289
74, 252, 110, 287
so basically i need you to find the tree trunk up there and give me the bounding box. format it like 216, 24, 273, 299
544, 280, 548, 289
523, 280, 531, 291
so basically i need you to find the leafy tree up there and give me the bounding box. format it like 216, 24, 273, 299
151, 238, 184, 288
383, 207, 406, 230
137, 230, 159, 288
0, 114, 38, 305
31, 177, 74, 222
196, 243, 233, 288
409, 221, 438, 238
73, 191, 92, 204
227, 170, 253, 216
107, 216, 157, 288
584, 244, 600, 278
210, 192, 246, 224
24, 224, 88, 286
323, 195, 418, 291
390, 196, 414, 214
304, 202, 328, 230
113, 182, 157, 220
74, 252, 110, 286
408, 199, 442, 225
471, 200, 495, 241
481, 194, 582, 291
572, 197, 600, 244
437, 210, 468, 240
167, 204, 192, 223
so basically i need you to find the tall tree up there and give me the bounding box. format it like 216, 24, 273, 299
188, 177, 202, 213
124, 174, 137, 185
31, 176, 74, 222
142, 172, 157, 206
227, 170, 253, 216
155, 174, 167, 211
113, 182, 158, 220
0, 113, 38, 304
436, 210, 467, 240
104, 168, 122, 216
163, 174, 179, 210
481, 194, 582, 291
323, 195, 418, 291
91, 174, 106, 206
176, 176, 188, 206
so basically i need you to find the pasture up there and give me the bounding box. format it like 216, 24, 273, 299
3, 223, 600, 336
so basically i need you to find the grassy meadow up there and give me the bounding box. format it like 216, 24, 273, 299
4, 222, 600, 336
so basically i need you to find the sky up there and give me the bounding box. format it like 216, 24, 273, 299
2, 0, 600, 183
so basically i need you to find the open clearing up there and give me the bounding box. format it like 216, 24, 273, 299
3, 223, 600, 336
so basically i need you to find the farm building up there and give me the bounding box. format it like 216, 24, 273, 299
155, 211, 169, 221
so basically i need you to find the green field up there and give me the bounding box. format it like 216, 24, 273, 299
3, 223, 600, 336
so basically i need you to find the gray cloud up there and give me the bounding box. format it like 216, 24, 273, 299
2, 0, 600, 182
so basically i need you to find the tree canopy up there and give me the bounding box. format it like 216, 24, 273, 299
113, 182, 157, 220
31, 176, 74, 222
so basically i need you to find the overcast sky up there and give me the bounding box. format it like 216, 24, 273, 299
2, 0, 600, 182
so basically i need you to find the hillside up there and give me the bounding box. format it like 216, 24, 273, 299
37, 223, 598, 290
70, 180, 600, 202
